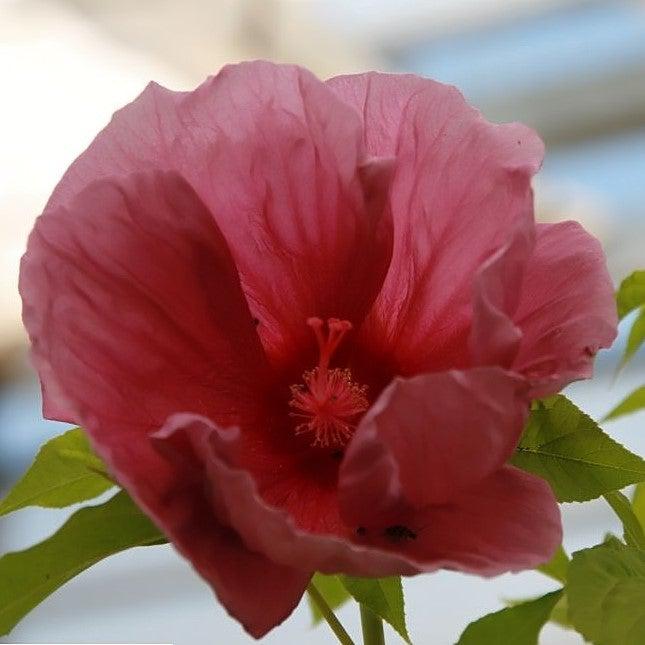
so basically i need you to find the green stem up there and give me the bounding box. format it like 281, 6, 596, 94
360, 604, 386, 645
604, 491, 645, 550
307, 581, 356, 645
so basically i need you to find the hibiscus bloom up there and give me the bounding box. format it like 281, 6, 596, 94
20, 61, 617, 637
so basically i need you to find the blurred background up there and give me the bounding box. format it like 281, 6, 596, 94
1, 0, 644, 643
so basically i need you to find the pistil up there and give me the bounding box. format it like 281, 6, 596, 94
289, 318, 368, 448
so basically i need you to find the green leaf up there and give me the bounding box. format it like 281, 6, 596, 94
622, 308, 645, 367
568, 539, 645, 644
633, 483, 645, 531
457, 590, 563, 645
511, 395, 645, 502
603, 386, 645, 422
547, 593, 573, 630
536, 544, 569, 583
341, 576, 410, 643
604, 490, 645, 550
617, 270, 645, 319
505, 592, 573, 630
0, 491, 166, 636
308, 574, 351, 625
0, 428, 113, 517
616, 271, 645, 368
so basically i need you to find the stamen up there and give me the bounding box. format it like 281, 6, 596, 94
289, 318, 368, 448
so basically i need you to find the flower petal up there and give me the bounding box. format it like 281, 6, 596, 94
153, 414, 559, 580
154, 413, 420, 578
22, 170, 311, 636
116, 422, 310, 638
45, 81, 186, 211
338, 367, 529, 527
20, 170, 271, 430
404, 466, 562, 576
180, 62, 394, 370
469, 217, 535, 368
45, 61, 394, 372
512, 221, 618, 396
39, 365, 77, 423
328, 72, 543, 374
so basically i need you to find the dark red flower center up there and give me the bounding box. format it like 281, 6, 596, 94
289, 318, 369, 448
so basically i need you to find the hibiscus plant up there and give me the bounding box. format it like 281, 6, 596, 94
2, 61, 645, 644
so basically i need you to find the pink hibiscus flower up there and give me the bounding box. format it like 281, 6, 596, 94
20, 61, 617, 637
